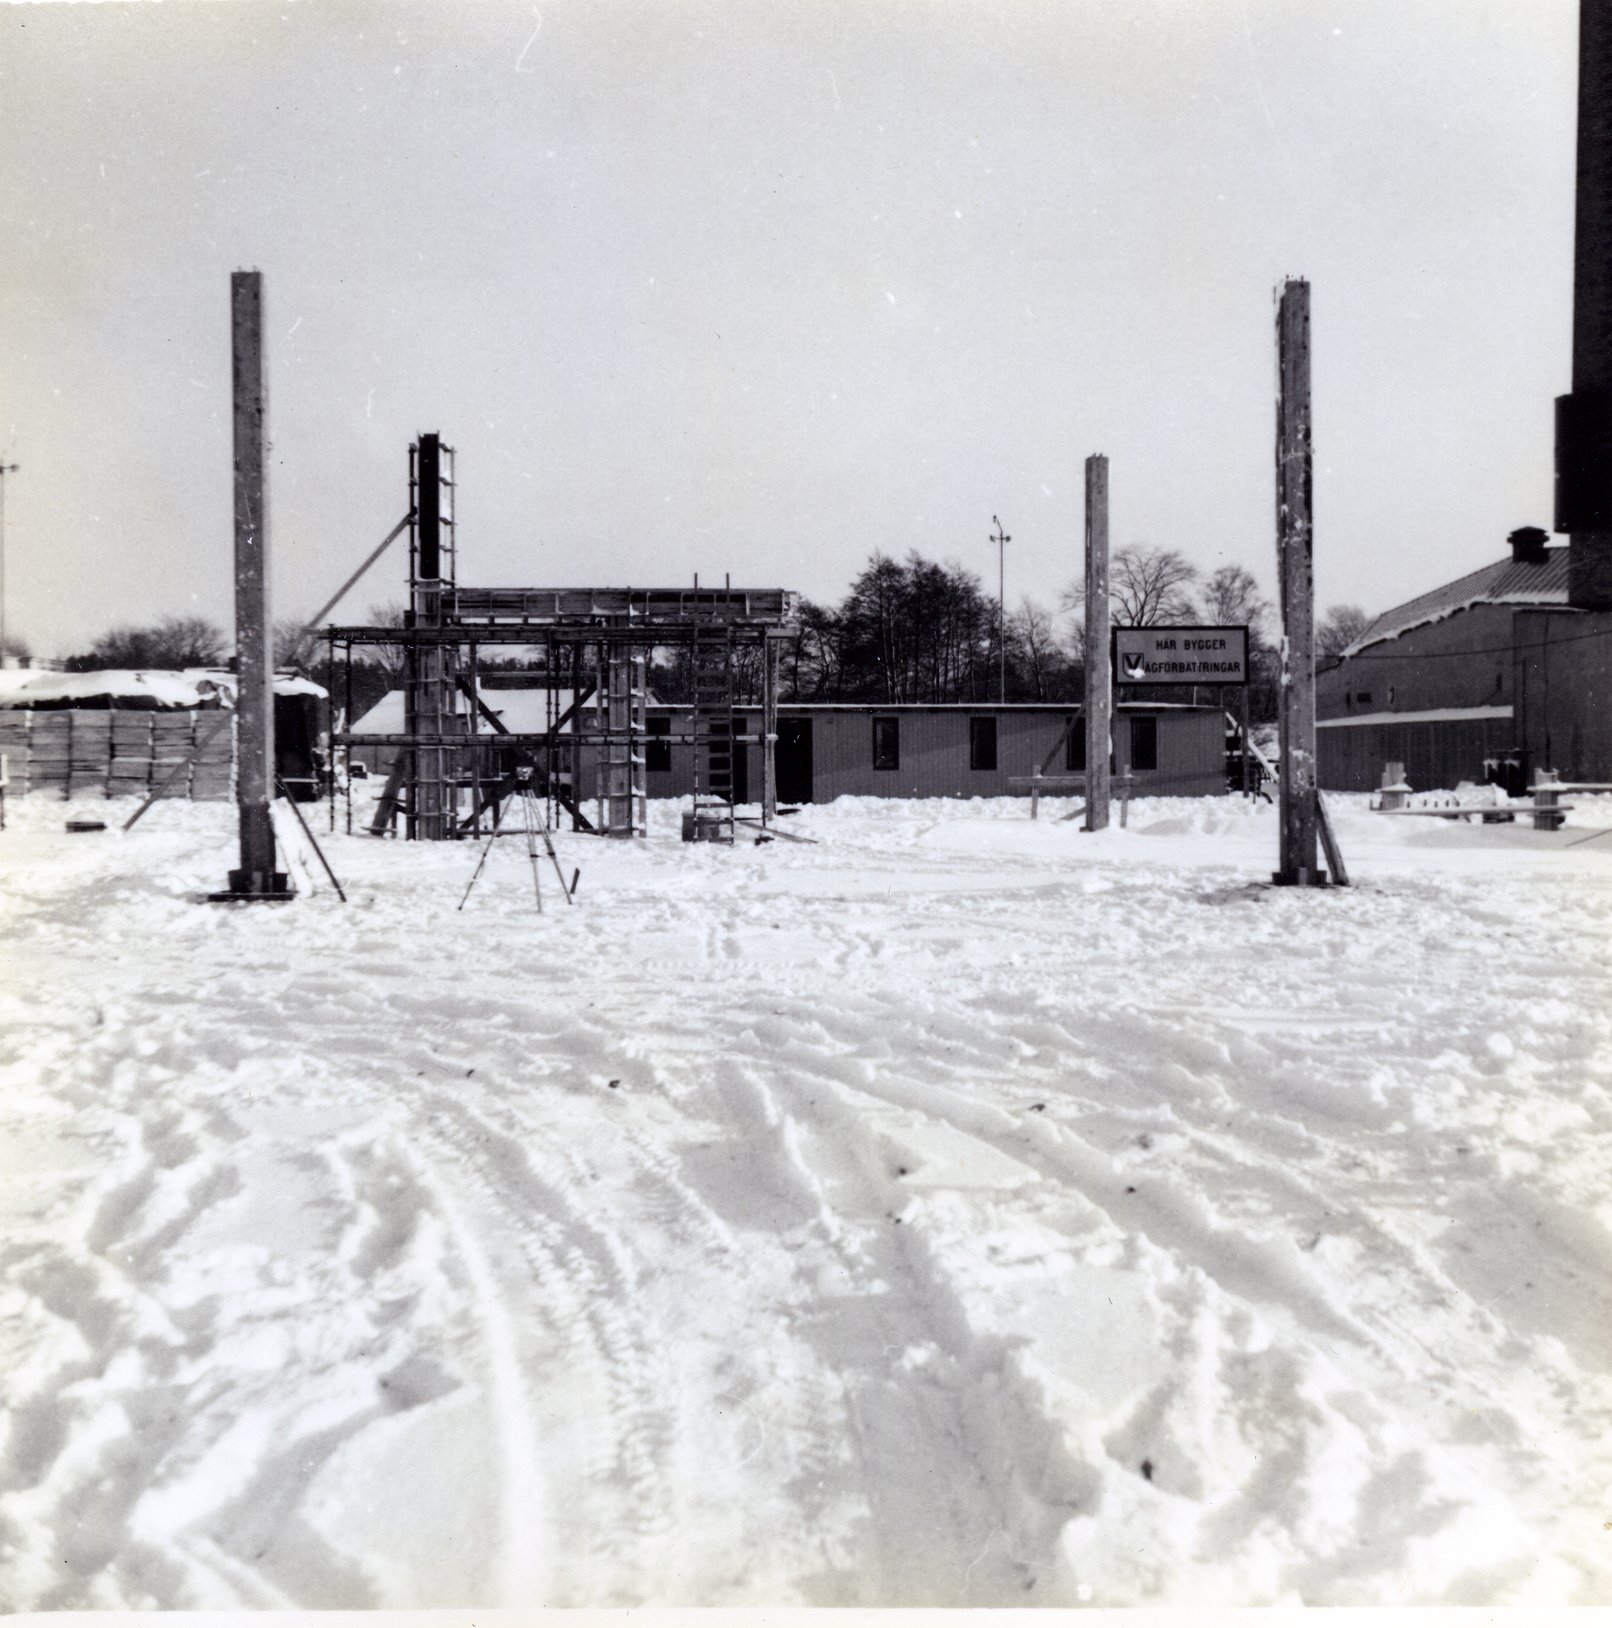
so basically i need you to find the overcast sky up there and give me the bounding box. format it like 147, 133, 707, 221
0, 0, 1579, 657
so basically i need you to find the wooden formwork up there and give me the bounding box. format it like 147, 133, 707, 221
0, 708, 234, 801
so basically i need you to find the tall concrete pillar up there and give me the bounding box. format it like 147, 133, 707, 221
223, 270, 287, 897
1083, 455, 1111, 833
1275, 278, 1323, 885
1558, 0, 1612, 609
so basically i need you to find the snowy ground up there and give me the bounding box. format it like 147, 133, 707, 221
2, 787, 1611, 1610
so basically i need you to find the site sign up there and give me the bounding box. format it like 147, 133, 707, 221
1112, 625, 1249, 685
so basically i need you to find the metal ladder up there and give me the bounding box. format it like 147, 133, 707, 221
690, 619, 736, 842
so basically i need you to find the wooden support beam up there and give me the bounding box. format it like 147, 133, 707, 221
1274, 279, 1324, 886
1316, 793, 1350, 887
1084, 454, 1111, 833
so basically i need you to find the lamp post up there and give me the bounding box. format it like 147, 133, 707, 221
991, 514, 1010, 703
0, 460, 18, 666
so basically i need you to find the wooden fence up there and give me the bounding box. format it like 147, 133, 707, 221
0, 709, 234, 800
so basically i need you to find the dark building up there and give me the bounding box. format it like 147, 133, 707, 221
1317, 532, 1612, 792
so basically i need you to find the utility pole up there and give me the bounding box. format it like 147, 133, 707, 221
992, 515, 1010, 703
0, 460, 17, 665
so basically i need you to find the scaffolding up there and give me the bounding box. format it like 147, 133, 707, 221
326, 438, 796, 844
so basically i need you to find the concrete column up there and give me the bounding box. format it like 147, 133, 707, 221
1564, 0, 1612, 608
226, 269, 284, 896
1275, 278, 1322, 885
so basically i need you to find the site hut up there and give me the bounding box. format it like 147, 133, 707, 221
1316, 528, 1612, 795
642, 700, 1228, 804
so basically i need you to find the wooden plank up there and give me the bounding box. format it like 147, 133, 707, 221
1316, 793, 1350, 886
1374, 807, 1576, 820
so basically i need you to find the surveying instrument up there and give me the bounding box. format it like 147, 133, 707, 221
459, 766, 575, 913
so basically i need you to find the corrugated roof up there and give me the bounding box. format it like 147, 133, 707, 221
1343, 549, 1570, 656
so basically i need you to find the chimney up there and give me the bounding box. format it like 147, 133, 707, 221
1509, 525, 1550, 564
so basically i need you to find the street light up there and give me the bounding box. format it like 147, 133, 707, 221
0, 460, 17, 666
991, 514, 1010, 703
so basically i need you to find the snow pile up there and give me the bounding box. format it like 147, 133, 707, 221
0, 669, 325, 710
0, 791, 1609, 1608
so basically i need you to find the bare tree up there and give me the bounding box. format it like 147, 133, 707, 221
1317, 603, 1372, 663
1110, 546, 1200, 626
274, 617, 321, 674
1007, 597, 1067, 700
88, 614, 226, 669
1200, 565, 1270, 638
1063, 544, 1200, 633
363, 601, 411, 688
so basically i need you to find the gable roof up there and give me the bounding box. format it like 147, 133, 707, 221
1343, 548, 1572, 657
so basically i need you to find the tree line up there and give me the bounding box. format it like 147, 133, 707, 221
54, 558, 1373, 726
751, 547, 1371, 722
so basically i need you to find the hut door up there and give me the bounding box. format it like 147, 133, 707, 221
777, 718, 813, 804
731, 725, 750, 806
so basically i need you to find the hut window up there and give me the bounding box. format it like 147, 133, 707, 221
969, 717, 997, 771
1355, 691, 1372, 705
645, 716, 671, 773
1130, 716, 1158, 773
872, 716, 900, 771
1065, 720, 1085, 772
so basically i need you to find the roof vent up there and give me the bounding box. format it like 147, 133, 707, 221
1509, 526, 1549, 564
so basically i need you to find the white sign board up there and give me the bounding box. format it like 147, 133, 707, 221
1112, 626, 1249, 685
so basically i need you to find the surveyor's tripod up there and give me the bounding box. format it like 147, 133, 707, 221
459, 767, 574, 913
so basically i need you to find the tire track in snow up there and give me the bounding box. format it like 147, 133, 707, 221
408, 1086, 685, 1603
726, 975, 1612, 1603
394, 1143, 548, 1603
685, 1055, 1080, 1604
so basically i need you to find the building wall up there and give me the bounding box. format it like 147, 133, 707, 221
646, 704, 1226, 802
1317, 715, 1520, 794
1316, 603, 1612, 791
1316, 603, 1519, 721
1514, 608, 1612, 781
